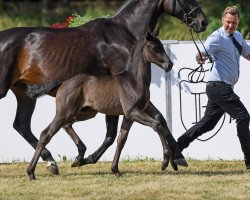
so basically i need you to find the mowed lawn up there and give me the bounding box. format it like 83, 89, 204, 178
0, 159, 249, 200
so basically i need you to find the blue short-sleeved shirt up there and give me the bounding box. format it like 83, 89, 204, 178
203, 26, 250, 85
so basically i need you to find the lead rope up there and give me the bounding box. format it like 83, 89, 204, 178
186, 28, 224, 142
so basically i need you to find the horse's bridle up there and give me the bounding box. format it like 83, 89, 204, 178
172, 0, 202, 28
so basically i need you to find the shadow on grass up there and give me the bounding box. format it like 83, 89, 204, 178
57, 168, 247, 178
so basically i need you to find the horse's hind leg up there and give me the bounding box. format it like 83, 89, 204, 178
11, 87, 59, 174
0, 61, 13, 99
83, 115, 119, 165
144, 102, 188, 171
111, 118, 133, 176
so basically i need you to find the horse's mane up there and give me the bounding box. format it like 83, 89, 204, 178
114, 0, 146, 20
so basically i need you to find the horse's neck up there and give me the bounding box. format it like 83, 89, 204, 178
114, 0, 163, 39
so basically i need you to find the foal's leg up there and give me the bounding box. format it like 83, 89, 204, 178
68, 113, 119, 167
65, 107, 98, 167
83, 115, 119, 164
27, 89, 83, 179
63, 123, 87, 167
125, 109, 171, 172
145, 102, 188, 170
11, 87, 59, 175
27, 118, 65, 180
111, 118, 133, 176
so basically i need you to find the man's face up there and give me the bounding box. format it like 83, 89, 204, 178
222, 13, 239, 35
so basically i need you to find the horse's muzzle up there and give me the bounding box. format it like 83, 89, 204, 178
192, 19, 208, 33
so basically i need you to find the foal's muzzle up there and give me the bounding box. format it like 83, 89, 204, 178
163, 60, 173, 73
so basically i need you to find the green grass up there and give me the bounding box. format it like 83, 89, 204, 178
0, 159, 249, 199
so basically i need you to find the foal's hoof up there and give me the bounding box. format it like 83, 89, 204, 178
173, 158, 188, 167
28, 173, 36, 180
27, 169, 36, 180
161, 159, 169, 171
47, 161, 59, 175
83, 155, 96, 165
112, 169, 122, 177
71, 157, 87, 167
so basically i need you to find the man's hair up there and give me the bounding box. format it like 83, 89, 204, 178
223, 6, 240, 19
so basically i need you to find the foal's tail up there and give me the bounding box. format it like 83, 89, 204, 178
27, 80, 61, 99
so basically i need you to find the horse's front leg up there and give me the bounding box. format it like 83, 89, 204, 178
111, 117, 133, 176
145, 102, 188, 170
125, 108, 171, 172
12, 87, 59, 175
84, 115, 119, 164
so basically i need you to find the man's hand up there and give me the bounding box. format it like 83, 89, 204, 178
196, 52, 208, 64
245, 54, 250, 61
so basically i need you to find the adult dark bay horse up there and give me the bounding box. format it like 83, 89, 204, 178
27, 30, 174, 179
0, 0, 207, 174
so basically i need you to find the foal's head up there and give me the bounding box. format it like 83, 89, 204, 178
143, 29, 173, 73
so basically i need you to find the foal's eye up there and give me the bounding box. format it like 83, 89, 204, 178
152, 47, 157, 51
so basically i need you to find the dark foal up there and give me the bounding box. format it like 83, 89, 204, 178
0, 0, 207, 174
27, 31, 173, 179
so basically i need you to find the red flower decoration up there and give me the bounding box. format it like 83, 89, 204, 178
66, 16, 74, 23
51, 15, 74, 28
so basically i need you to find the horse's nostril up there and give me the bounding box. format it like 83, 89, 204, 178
202, 20, 208, 27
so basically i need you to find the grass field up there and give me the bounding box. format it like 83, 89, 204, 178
0, 159, 249, 200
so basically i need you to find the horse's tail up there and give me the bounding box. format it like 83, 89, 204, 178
27, 80, 61, 99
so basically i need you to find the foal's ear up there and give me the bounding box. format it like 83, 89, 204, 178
145, 28, 153, 41
154, 26, 160, 36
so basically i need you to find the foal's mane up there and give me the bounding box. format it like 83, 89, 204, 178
129, 34, 146, 64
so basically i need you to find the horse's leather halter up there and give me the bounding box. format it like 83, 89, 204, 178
173, 0, 202, 28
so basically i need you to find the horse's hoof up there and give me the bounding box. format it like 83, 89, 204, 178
173, 158, 188, 167
170, 157, 178, 171
47, 161, 59, 175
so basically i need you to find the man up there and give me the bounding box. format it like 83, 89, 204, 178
177, 6, 250, 169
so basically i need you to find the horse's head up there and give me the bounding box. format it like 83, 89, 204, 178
163, 0, 208, 32
143, 29, 173, 73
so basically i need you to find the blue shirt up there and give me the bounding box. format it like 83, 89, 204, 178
203, 26, 250, 85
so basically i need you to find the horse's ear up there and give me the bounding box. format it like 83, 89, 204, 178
154, 26, 160, 36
